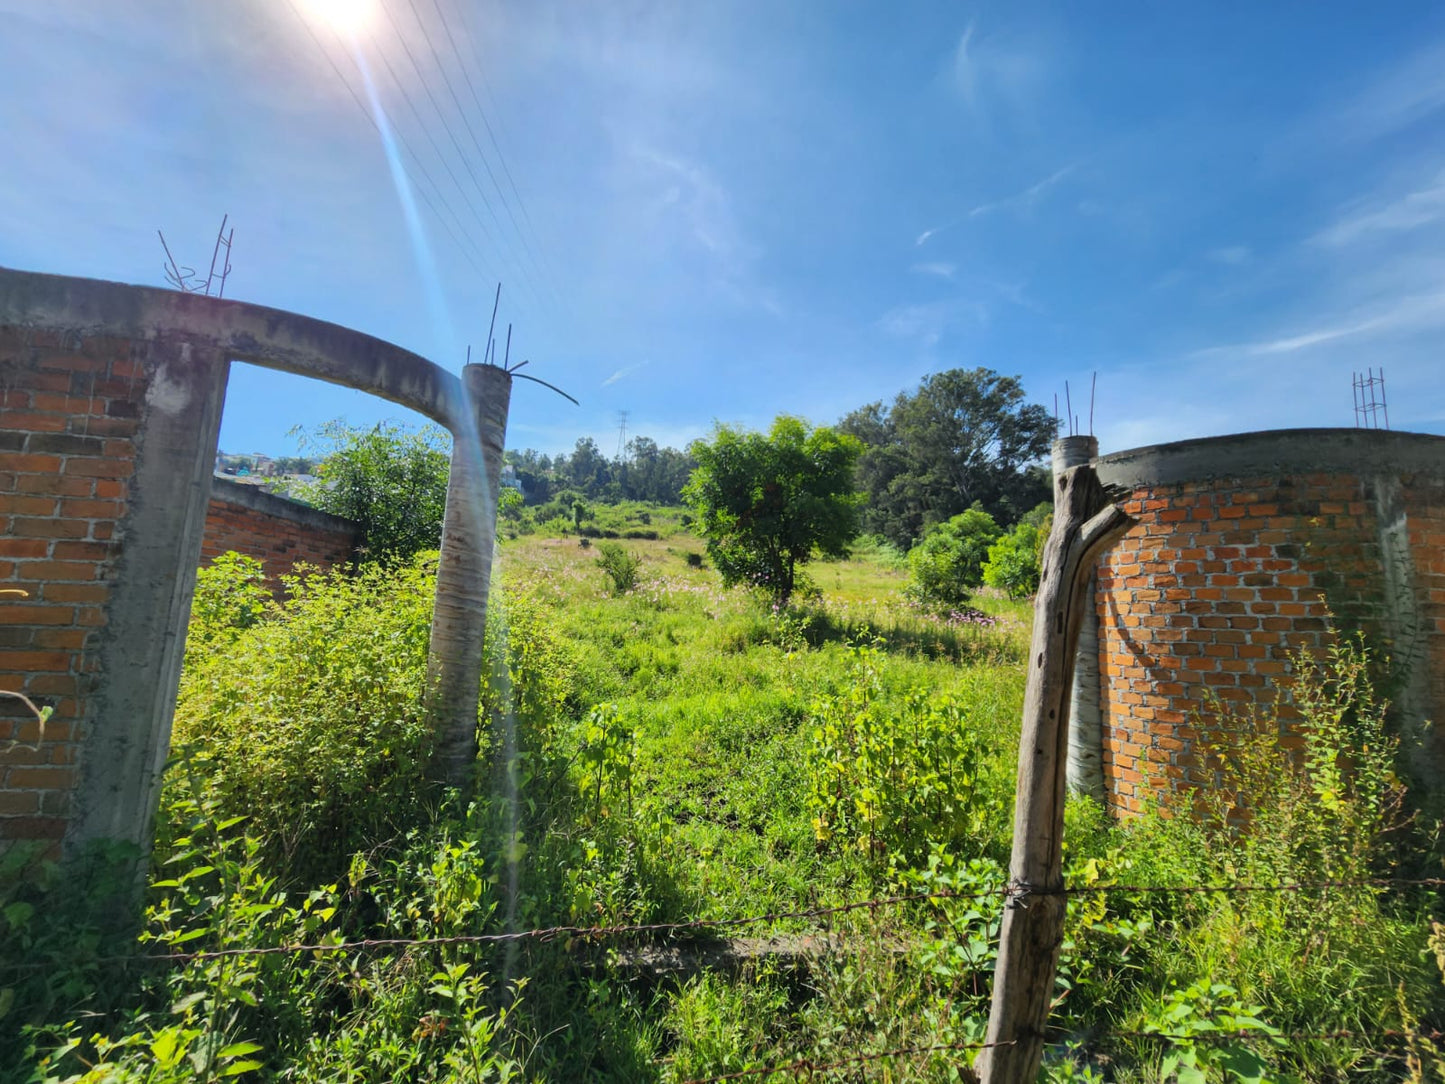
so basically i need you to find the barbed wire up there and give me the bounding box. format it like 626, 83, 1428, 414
666, 1026, 1445, 1084
670, 1037, 1009, 1083
4, 876, 1441, 972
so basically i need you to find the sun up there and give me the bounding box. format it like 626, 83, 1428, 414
304, 0, 376, 37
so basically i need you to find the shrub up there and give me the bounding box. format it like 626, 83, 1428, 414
172, 556, 438, 881
595, 541, 643, 594
805, 642, 1008, 875
186, 551, 272, 656
905, 505, 1001, 608
982, 502, 1052, 599
285, 420, 450, 565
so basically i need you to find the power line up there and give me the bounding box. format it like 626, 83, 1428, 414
403, 0, 561, 311
282, 0, 501, 288
449, 0, 573, 314
424, 0, 569, 313
373, 0, 548, 315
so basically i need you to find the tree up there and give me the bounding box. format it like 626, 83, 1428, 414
982, 501, 1052, 599
683, 416, 862, 607
905, 505, 1002, 608
287, 420, 451, 565
839, 368, 1054, 548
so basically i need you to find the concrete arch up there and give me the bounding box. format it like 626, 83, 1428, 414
0, 268, 510, 863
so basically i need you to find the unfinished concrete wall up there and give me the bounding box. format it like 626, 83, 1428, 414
1089, 429, 1445, 817
200, 477, 360, 584
0, 268, 511, 865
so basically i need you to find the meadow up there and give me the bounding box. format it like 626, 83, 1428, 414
3, 519, 1443, 1082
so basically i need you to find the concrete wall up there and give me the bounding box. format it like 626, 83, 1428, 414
1089, 429, 1445, 817
0, 267, 511, 868
200, 477, 359, 584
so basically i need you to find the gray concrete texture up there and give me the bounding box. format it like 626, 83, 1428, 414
0, 267, 511, 869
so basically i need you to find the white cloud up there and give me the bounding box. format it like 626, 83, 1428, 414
1313, 169, 1445, 247
910, 261, 957, 279
1205, 246, 1251, 265
1192, 286, 1445, 360
969, 164, 1075, 218
948, 20, 1051, 121
602, 361, 649, 387
877, 298, 988, 349
1336, 39, 1445, 142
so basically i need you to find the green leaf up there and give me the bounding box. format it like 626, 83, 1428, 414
218, 1041, 264, 1058
3, 901, 34, 929
221, 1061, 265, 1076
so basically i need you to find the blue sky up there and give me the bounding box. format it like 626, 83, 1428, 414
3, 1, 1445, 459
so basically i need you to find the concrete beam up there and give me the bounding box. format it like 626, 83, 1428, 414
0, 267, 466, 431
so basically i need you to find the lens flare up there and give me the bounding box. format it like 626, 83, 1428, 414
305, 0, 376, 37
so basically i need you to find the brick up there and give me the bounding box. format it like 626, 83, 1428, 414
17, 561, 96, 582
61, 457, 134, 479
0, 605, 74, 626
5, 454, 63, 474
38, 583, 108, 604
26, 433, 105, 456
0, 651, 71, 672
0, 816, 67, 840
9, 517, 88, 539
0, 412, 67, 432
0, 539, 49, 559
50, 541, 115, 561
15, 474, 93, 497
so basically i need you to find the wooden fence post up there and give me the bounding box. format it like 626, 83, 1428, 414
978, 464, 1134, 1082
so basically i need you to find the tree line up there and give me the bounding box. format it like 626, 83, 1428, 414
505, 437, 696, 507
285, 367, 1056, 583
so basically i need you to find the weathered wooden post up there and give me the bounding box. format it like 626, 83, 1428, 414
428, 362, 512, 791
978, 464, 1134, 1082
1052, 436, 1106, 802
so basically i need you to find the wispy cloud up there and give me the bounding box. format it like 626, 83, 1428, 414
631, 145, 782, 314
910, 261, 957, 279
968, 164, 1075, 218
1205, 246, 1252, 265
948, 20, 1050, 121
602, 361, 649, 387
877, 298, 988, 349
916, 165, 1074, 245
1312, 169, 1445, 247
1336, 39, 1445, 142
1192, 287, 1445, 359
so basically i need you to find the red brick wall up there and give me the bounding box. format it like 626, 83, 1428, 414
1096, 470, 1445, 817
1, 327, 144, 850
199, 484, 359, 585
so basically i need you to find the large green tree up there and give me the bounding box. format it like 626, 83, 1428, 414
684, 416, 863, 607
839, 368, 1053, 548
286, 420, 451, 565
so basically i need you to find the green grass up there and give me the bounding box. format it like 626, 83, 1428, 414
7, 521, 1443, 1083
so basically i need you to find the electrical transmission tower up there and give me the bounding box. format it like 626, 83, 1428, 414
616, 410, 630, 462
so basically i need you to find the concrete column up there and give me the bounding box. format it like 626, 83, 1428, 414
68, 340, 229, 859
428, 363, 512, 790
1052, 436, 1106, 802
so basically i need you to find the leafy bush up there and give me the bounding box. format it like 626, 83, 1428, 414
187, 551, 272, 654
982, 502, 1051, 599
285, 420, 450, 565
805, 642, 1009, 875
595, 541, 643, 594
905, 505, 1001, 608
173, 556, 439, 881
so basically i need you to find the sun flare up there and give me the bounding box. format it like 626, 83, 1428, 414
304, 0, 376, 37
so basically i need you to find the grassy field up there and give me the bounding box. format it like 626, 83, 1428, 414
4, 523, 1442, 1082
